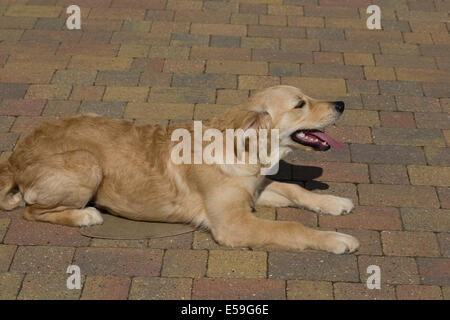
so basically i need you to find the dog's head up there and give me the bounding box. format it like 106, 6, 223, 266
244, 85, 345, 152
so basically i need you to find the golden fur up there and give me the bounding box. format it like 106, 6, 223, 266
0, 85, 359, 254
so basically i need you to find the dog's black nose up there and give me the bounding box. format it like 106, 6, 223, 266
334, 101, 345, 113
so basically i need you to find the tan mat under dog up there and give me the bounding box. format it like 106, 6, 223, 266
81, 214, 196, 240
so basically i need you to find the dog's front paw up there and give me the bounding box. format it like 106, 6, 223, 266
313, 195, 354, 216
319, 231, 360, 254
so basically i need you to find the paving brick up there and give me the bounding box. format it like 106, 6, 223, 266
139, 72, 172, 87
437, 188, 450, 209
269, 251, 359, 281
313, 52, 343, 65
191, 23, 246, 36
210, 35, 241, 48
338, 109, 379, 127
282, 77, 346, 98
52, 70, 97, 85
403, 32, 434, 44
269, 63, 300, 76
0, 117, 14, 133
358, 255, 420, 285
320, 206, 402, 231
150, 87, 215, 104
358, 184, 439, 208
276, 207, 317, 228
415, 112, 450, 130
57, 43, 119, 57
192, 278, 285, 300
408, 165, 450, 187
217, 89, 248, 105
118, 44, 150, 58
194, 104, 233, 120
437, 233, 450, 257
103, 87, 149, 102
260, 14, 287, 26
401, 208, 450, 232
396, 285, 443, 300
70, 86, 105, 101
0, 133, 20, 152
25, 84, 71, 100
286, 280, 332, 300
361, 94, 396, 111
0, 83, 28, 99
248, 25, 306, 39
364, 67, 396, 80
111, 0, 166, 9
397, 68, 450, 83
173, 73, 236, 89
346, 80, 379, 95
145, 9, 175, 21
0, 244, 16, 272
125, 102, 194, 120
253, 49, 312, 64
80, 276, 131, 300
369, 164, 410, 185
79, 101, 125, 118
323, 126, 372, 144
280, 39, 320, 51
302, 64, 363, 79
0, 66, 54, 84
381, 231, 441, 257
372, 128, 445, 147
241, 37, 279, 50
397, 96, 441, 113
132, 58, 165, 73
43, 100, 80, 117
161, 249, 207, 278
10, 246, 74, 273
380, 111, 416, 128
191, 47, 251, 61
231, 13, 259, 25
0, 217, 10, 242
0, 99, 45, 116
321, 39, 380, 53
74, 248, 163, 277
344, 53, 374, 66
4, 218, 89, 247
417, 258, 450, 286
207, 250, 267, 278
129, 277, 192, 299
207, 60, 268, 75
423, 82, 450, 98
69, 56, 132, 71
18, 273, 82, 300
379, 81, 423, 96
111, 32, 169, 46
5, 5, 62, 18
238, 75, 280, 90
334, 282, 396, 300
204, 1, 239, 13
0, 273, 23, 300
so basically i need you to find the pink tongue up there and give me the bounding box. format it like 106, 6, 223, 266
308, 131, 344, 150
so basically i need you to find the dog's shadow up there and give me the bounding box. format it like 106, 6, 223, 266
267, 160, 329, 191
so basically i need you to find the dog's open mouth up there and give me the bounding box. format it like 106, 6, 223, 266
291, 129, 344, 151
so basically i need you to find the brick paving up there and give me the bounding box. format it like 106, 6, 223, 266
0, 0, 449, 300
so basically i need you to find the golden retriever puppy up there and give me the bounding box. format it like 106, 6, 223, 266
0, 85, 359, 254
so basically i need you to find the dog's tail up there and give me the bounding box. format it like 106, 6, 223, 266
0, 161, 23, 210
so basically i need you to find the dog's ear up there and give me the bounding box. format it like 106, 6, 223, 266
238, 110, 272, 131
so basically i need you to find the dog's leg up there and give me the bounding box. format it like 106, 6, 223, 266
257, 181, 354, 215
206, 191, 359, 254
17, 150, 104, 227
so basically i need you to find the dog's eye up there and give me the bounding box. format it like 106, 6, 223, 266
295, 100, 306, 109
